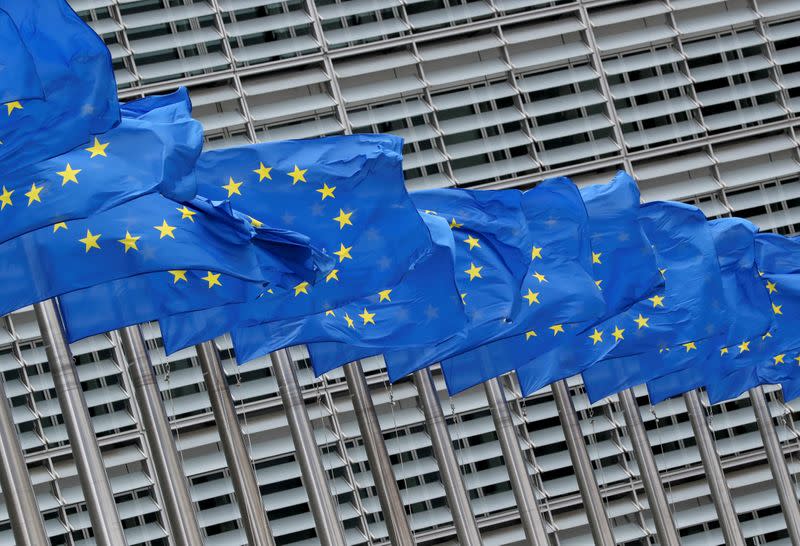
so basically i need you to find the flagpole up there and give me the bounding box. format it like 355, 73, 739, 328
412, 368, 482, 544
0, 375, 48, 546
683, 390, 745, 546
270, 348, 347, 546
33, 300, 128, 546
484, 377, 550, 545
343, 361, 415, 544
749, 386, 800, 543
551, 379, 614, 544
618, 388, 680, 545
195, 341, 276, 546
119, 326, 204, 544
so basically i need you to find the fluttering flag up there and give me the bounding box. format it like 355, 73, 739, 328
462, 172, 661, 395
157, 135, 432, 352
0, 193, 306, 322
229, 213, 466, 363
383, 178, 604, 387
0, 0, 119, 169
546, 201, 725, 401
0, 88, 201, 244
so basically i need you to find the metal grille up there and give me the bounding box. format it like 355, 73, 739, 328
0, 0, 798, 544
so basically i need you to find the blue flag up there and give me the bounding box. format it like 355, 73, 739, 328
0, 193, 299, 321
0, 8, 42, 102
460, 172, 661, 395
642, 219, 773, 404
229, 213, 466, 363
383, 178, 604, 385
0, 89, 201, 244
539, 201, 725, 401
0, 0, 119, 169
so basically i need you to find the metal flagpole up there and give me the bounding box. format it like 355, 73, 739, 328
0, 376, 48, 546
551, 379, 614, 544
412, 368, 482, 545
749, 386, 800, 543
484, 377, 550, 545
33, 300, 128, 546
270, 348, 347, 546
343, 361, 414, 545
617, 388, 680, 545
195, 341, 276, 546
119, 326, 204, 544
683, 390, 745, 546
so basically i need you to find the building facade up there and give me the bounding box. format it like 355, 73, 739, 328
2, 0, 800, 543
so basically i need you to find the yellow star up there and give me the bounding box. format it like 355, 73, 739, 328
532, 271, 547, 283
344, 313, 355, 329
612, 326, 624, 341
85, 137, 109, 158
634, 314, 649, 329
463, 235, 480, 250
595, 279, 603, 289
525, 330, 537, 340
423, 210, 437, 215
316, 183, 336, 200
659, 268, 667, 278
176, 206, 197, 222
738, 340, 750, 353
592, 251, 602, 264
683, 342, 697, 352
763, 331, 773, 340
222, 177, 243, 197
250, 217, 263, 228
288, 165, 307, 185
774, 354, 786, 365
56, 164, 81, 186
117, 231, 141, 253
795, 355, 800, 366
766, 280, 777, 294
531, 246, 542, 260
359, 308, 376, 325
0, 186, 13, 210
202, 272, 222, 288
648, 294, 665, 308
169, 270, 187, 283
378, 289, 392, 302
325, 310, 335, 317
465, 263, 483, 281
523, 289, 540, 305
589, 329, 603, 344
294, 281, 310, 296
153, 219, 176, 239
78, 229, 101, 252
460, 293, 467, 304
5, 101, 22, 115
449, 218, 463, 229
720, 347, 729, 356
253, 162, 272, 181
25, 182, 43, 205
52, 222, 67, 232
326, 269, 340, 282
550, 324, 564, 336
333, 209, 353, 229
773, 303, 783, 315
334, 243, 352, 262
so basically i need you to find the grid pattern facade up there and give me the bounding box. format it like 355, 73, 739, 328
1, 0, 799, 544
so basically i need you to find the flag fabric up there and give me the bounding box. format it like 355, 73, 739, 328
460, 171, 661, 395
0, 88, 201, 244
0, 193, 304, 322
642, 218, 773, 404
383, 178, 604, 386
229, 213, 466, 363
0, 0, 119, 169
542, 201, 725, 401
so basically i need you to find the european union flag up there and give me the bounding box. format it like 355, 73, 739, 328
459, 172, 661, 395
0, 88, 201, 244
0, 0, 119, 169
0, 193, 292, 321
383, 178, 604, 386
228, 213, 466, 363
542, 201, 725, 401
